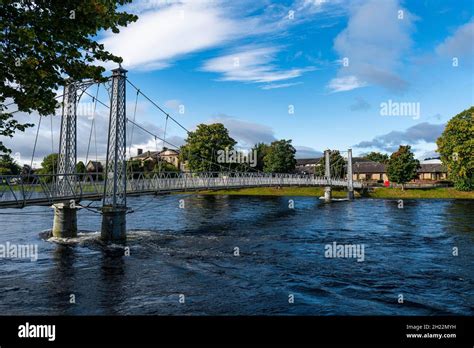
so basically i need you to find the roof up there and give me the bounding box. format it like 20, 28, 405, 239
418, 163, 446, 173
131, 149, 180, 160
159, 149, 180, 155
353, 161, 386, 173
131, 151, 159, 159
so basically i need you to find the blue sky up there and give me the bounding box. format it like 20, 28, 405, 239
5, 0, 474, 165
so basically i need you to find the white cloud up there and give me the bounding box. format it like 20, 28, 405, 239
261, 82, 303, 90
164, 99, 183, 112
436, 19, 474, 60
99, 0, 341, 80
201, 46, 314, 86
207, 115, 276, 147
328, 75, 366, 92
294, 145, 323, 158
328, 0, 415, 92
100, 1, 256, 70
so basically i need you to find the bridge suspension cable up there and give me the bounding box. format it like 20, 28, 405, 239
85, 84, 101, 166
30, 114, 42, 172
126, 78, 267, 174
77, 78, 286, 175
126, 79, 189, 134
128, 88, 140, 158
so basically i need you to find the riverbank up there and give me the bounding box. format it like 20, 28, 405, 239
193, 186, 474, 199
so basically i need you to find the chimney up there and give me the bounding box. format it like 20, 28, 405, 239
137, 148, 143, 156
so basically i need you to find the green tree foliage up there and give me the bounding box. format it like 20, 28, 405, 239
126, 159, 143, 178
436, 107, 474, 191
314, 150, 345, 178
180, 123, 237, 172
38, 153, 59, 175
0, 1, 138, 154
263, 139, 296, 173
364, 151, 389, 163
153, 161, 180, 173
76, 161, 86, 173
76, 160, 86, 179
252, 142, 270, 171
0, 154, 21, 175
36, 153, 58, 183
386, 145, 420, 189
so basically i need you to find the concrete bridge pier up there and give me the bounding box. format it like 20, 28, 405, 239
347, 148, 354, 200
52, 202, 78, 238
324, 149, 332, 202
101, 206, 127, 242
324, 186, 332, 202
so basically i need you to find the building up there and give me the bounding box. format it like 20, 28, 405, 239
353, 161, 388, 181
159, 149, 180, 168
85, 160, 103, 173
295, 158, 319, 174
296, 157, 448, 182
417, 163, 447, 180
129, 148, 181, 170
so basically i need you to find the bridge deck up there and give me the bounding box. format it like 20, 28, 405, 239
0, 173, 362, 209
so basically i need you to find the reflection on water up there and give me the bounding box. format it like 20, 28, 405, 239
0, 195, 473, 315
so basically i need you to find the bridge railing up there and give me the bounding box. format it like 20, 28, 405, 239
0, 173, 105, 208
0, 171, 361, 208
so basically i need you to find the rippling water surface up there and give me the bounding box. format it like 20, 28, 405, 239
0, 195, 473, 315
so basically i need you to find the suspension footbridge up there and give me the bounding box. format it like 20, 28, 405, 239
1, 67, 363, 241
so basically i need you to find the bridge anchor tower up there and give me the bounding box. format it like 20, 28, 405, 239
52, 81, 79, 238
101, 67, 128, 242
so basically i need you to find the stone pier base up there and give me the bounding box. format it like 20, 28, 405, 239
347, 190, 355, 200
52, 203, 78, 238
101, 206, 127, 242
324, 186, 332, 202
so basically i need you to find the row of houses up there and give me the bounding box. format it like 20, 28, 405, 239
296, 157, 447, 182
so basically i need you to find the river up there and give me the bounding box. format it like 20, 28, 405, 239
0, 195, 472, 315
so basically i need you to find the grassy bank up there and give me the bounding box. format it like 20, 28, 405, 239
193, 186, 474, 199
367, 187, 474, 199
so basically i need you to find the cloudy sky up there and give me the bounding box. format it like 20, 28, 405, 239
4, 0, 473, 166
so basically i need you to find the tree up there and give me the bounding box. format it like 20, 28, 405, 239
364, 151, 389, 163
180, 123, 237, 173
36, 153, 59, 183
263, 139, 296, 173
126, 159, 143, 179
0, 154, 21, 175
314, 150, 345, 178
252, 142, 270, 171
0, 1, 138, 155
153, 161, 179, 173
38, 153, 59, 175
76, 161, 86, 173
436, 106, 474, 191
76, 161, 86, 180
386, 145, 420, 190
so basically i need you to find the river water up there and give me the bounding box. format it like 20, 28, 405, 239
0, 195, 472, 315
